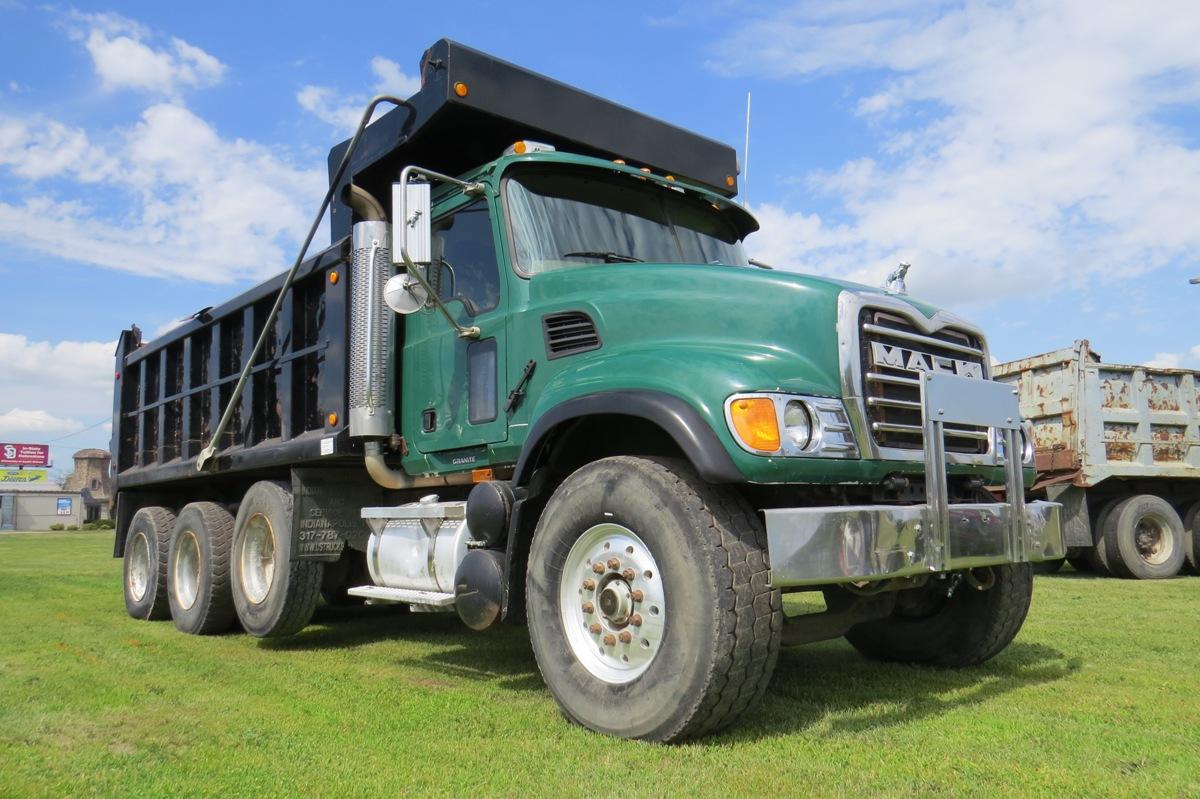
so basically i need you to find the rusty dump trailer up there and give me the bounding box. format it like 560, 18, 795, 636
995, 340, 1200, 578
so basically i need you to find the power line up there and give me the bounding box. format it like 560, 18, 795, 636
41, 418, 111, 444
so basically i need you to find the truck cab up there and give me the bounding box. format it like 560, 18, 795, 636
110, 39, 1064, 743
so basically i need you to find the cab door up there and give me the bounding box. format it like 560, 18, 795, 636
401, 194, 508, 455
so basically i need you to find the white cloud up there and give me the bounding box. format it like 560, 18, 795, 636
298, 56, 421, 133
0, 104, 324, 283
720, 1, 1200, 306
0, 409, 83, 437
1146, 345, 1200, 369
66, 11, 226, 96
0, 335, 115, 445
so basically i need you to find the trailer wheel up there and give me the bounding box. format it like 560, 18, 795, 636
1085, 498, 1122, 576
1101, 494, 1185, 580
844, 563, 1033, 667
525, 456, 781, 743
168, 502, 237, 635
123, 506, 176, 620
231, 481, 323, 637
1182, 502, 1200, 575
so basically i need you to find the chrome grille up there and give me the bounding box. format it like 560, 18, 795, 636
859, 310, 989, 454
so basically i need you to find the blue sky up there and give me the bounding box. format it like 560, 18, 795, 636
2, 1, 1199, 466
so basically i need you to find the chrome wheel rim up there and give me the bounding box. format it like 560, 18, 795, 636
127, 531, 151, 602
559, 523, 666, 684
240, 512, 276, 605
173, 530, 201, 611
1135, 516, 1172, 566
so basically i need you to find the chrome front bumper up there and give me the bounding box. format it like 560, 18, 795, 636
765, 500, 1063, 586
765, 371, 1064, 587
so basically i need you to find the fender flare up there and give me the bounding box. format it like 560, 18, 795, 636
512, 389, 743, 486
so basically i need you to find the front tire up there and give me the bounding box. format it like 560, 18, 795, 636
231, 481, 323, 637
526, 456, 781, 743
168, 502, 237, 635
123, 506, 176, 620
844, 564, 1033, 667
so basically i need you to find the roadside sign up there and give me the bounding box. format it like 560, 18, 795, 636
0, 443, 50, 467
0, 469, 49, 483
56, 497, 72, 515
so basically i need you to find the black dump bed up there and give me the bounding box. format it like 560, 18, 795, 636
110, 242, 356, 489
326, 38, 741, 242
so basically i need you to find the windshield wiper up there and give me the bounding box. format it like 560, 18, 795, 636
561, 250, 644, 264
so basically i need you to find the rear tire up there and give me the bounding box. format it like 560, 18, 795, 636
1086, 498, 1122, 576
526, 456, 781, 742
231, 481, 323, 637
168, 502, 237, 635
1101, 494, 1185, 580
844, 564, 1033, 667
123, 506, 176, 621
1182, 502, 1200, 575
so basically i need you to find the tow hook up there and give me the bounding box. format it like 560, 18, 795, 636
964, 567, 997, 592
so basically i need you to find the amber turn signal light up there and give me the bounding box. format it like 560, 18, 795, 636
454, 81, 469, 97
729, 398, 780, 452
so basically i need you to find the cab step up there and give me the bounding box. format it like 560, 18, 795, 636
345, 585, 455, 606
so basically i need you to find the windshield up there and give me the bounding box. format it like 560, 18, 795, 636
504, 165, 749, 274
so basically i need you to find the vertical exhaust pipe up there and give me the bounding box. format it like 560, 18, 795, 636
347, 185, 394, 440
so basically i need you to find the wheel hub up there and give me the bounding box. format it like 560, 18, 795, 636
1134, 517, 1170, 565
173, 529, 201, 611
559, 523, 666, 684
240, 512, 276, 605
127, 531, 150, 602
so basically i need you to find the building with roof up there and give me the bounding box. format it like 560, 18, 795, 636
0, 448, 111, 530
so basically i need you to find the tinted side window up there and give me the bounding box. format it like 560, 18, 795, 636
432, 201, 501, 315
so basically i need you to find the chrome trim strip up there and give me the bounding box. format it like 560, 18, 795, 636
870, 422, 991, 441
865, 371, 921, 387
866, 396, 922, 410
861, 323, 985, 357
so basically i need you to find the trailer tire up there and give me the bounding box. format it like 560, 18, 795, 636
1086, 498, 1122, 576
844, 563, 1033, 667
1101, 494, 1185, 580
232, 481, 323, 637
526, 456, 781, 743
1182, 502, 1200, 575
168, 502, 237, 635
122, 506, 176, 621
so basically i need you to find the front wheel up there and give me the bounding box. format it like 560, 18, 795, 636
526, 456, 781, 743
844, 563, 1033, 667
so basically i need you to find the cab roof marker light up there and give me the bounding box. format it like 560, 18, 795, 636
502, 140, 556, 157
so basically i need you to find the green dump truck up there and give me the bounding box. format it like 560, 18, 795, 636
110, 40, 1063, 741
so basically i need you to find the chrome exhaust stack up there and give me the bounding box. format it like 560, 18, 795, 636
347, 186, 395, 440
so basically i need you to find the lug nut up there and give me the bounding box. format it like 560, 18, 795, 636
582, 602, 595, 614
631, 589, 644, 602
582, 579, 596, 590
621, 568, 635, 581
629, 613, 643, 627
589, 623, 602, 634
607, 558, 621, 571
592, 562, 605, 574
618, 631, 633, 644
603, 634, 616, 647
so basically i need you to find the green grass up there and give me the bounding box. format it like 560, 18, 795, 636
1, 533, 1198, 798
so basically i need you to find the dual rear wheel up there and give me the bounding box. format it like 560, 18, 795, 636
121, 482, 323, 637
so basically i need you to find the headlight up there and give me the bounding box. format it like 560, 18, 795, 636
725, 393, 859, 459
782, 400, 812, 449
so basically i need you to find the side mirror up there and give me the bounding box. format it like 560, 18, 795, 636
392, 180, 431, 264
383, 273, 428, 315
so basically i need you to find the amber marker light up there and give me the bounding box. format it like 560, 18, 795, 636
729, 398, 780, 452
613, 158, 626, 165
725, 175, 736, 187
472, 467, 495, 483
454, 81, 469, 97
327, 412, 339, 426
513, 141, 527, 154
329, 270, 339, 284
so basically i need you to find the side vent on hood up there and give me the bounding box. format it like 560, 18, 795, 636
542, 311, 601, 360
